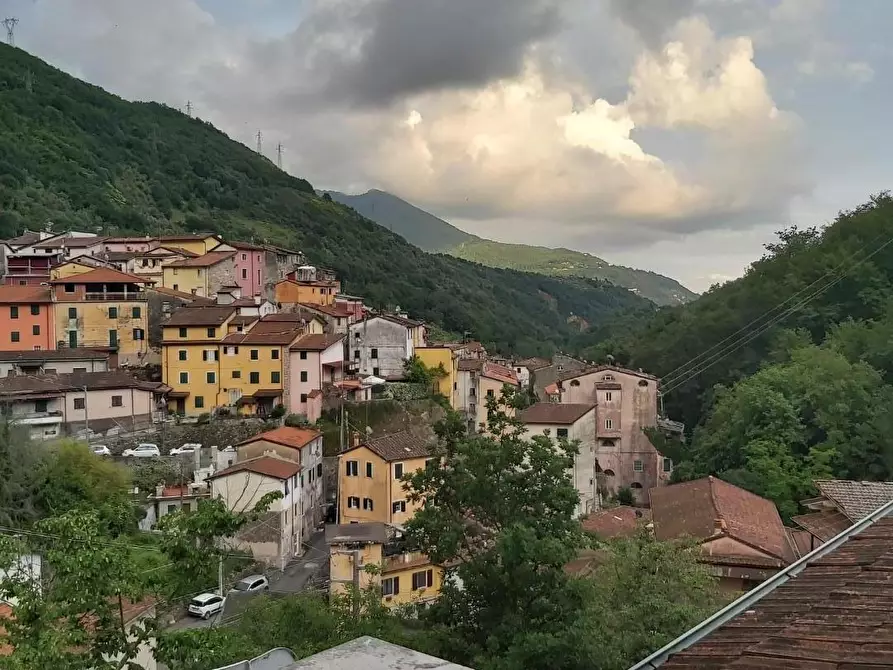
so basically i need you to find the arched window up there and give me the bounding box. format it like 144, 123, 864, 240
630, 482, 643, 489
638, 379, 648, 387
570, 379, 580, 387
603, 469, 616, 477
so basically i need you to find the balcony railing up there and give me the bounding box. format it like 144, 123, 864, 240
84, 292, 147, 302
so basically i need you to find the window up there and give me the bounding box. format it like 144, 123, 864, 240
469, 387, 476, 397
242, 268, 248, 279
605, 391, 612, 402
271, 349, 279, 360
372, 367, 380, 377
317, 463, 322, 477
250, 349, 259, 360
638, 379, 649, 387
603, 374, 615, 381
132, 328, 144, 341
178, 350, 187, 361
371, 348, 378, 359
663, 458, 673, 473
108, 306, 118, 319
412, 569, 433, 590
10, 332, 19, 343
195, 396, 205, 409
556, 428, 569, 439
300, 351, 307, 360
207, 327, 216, 338
68, 307, 77, 319
109, 330, 118, 347
394, 463, 404, 479
232, 370, 241, 379
366, 462, 373, 478
249, 372, 260, 384
345, 460, 359, 476
111, 395, 123, 407
392, 500, 406, 514
9, 306, 17, 319
634, 460, 643, 472
173, 284, 178, 290
486, 389, 495, 398
179, 327, 187, 338
605, 418, 613, 430
32, 325, 39, 336
73, 367, 86, 373
207, 372, 216, 384
362, 498, 374, 511
35, 399, 48, 413
64, 283, 75, 293
300, 393, 307, 403
271, 371, 280, 384
354, 349, 359, 360
30, 305, 39, 316
347, 496, 360, 509
300, 371, 308, 382
132, 306, 141, 318
74, 397, 85, 410
570, 379, 580, 387
381, 576, 400, 596
179, 372, 189, 384
241, 253, 247, 261
425, 458, 436, 471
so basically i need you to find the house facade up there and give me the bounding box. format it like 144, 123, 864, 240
0, 348, 110, 377
415, 345, 464, 404
287, 333, 346, 422
0, 285, 56, 351
161, 250, 237, 298
231, 242, 266, 297
456, 360, 520, 431
347, 315, 425, 380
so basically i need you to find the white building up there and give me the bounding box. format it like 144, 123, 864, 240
348, 315, 426, 380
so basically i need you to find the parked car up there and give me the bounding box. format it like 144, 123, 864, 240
229, 574, 270, 594
187, 593, 225, 619
122, 443, 161, 458
90, 444, 111, 457
170, 442, 201, 456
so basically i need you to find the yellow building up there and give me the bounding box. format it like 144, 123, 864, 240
274, 279, 341, 307
48, 267, 152, 366
338, 431, 432, 526
162, 309, 307, 416
415, 345, 462, 406
49, 259, 107, 280
157, 234, 225, 256
325, 522, 444, 609
161, 250, 237, 298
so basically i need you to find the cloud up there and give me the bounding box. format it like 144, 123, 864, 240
608, 0, 696, 48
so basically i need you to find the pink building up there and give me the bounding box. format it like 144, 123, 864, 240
334, 294, 366, 322
232, 242, 266, 297
287, 333, 346, 422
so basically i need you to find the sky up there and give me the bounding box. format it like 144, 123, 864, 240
0, 0, 888, 292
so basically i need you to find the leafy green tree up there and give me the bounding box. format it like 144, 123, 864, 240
404, 396, 591, 670
0, 423, 46, 528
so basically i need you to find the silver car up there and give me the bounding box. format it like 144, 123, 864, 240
229, 574, 270, 594
122, 443, 161, 458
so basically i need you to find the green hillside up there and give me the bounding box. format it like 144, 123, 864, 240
0, 43, 651, 356
326, 189, 697, 306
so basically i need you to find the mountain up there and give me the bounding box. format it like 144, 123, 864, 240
0, 43, 651, 357
326, 189, 697, 306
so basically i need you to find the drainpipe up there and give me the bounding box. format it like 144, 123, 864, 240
82, 385, 88, 437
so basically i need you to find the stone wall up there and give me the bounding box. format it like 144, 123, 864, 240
103, 417, 277, 454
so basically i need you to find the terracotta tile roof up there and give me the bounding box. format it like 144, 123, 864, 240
0, 285, 53, 303
0, 348, 108, 362
290, 333, 345, 351
457, 359, 484, 372
0, 371, 155, 396
325, 522, 389, 545
263, 312, 324, 324
345, 431, 431, 462
308, 389, 323, 399
237, 426, 321, 452
3, 231, 43, 247
149, 286, 214, 302
296, 302, 352, 318
482, 362, 519, 386
379, 313, 423, 328
519, 402, 595, 425
149, 244, 199, 258
815, 479, 893, 521
163, 305, 236, 326
516, 357, 551, 370
231, 297, 269, 307
649, 476, 795, 565
222, 318, 305, 345
582, 506, 650, 538
464, 341, 484, 352
792, 510, 853, 542
231, 241, 265, 251
166, 250, 236, 268
35, 235, 105, 248
544, 382, 559, 395
47, 267, 151, 285
159, 234, 221, 242
209, 456, 301, 481
557, 363, 659, 384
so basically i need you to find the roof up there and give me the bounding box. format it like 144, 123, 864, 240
0, 285, 53, 304
345, 431, 431, 462
0, 348, 108, 363
518, 402, 595, 425
231, 240, 266, 251
283, 635, 472, 669
557, 363, 659, 384
378, 313, 423, 328
149, 286, 214, 303
296, 302, 352, 318
582, 506, 651, 538
457, 359, 484, 372
163, 305, 236, 327
544, 383, 559, 395
230, 314, 258, 327
237, 426, 321, 451
516, 357, 551, 370
102, 251, 140, 262
47, 267, 151, 285
290, 333, 345, 351
633, 499, 893, 670
481, 362, 519, 386
815, 479, 893, 521
0, 371, 158, 396
222, 318, 305, 345
325, 523, 389, 545
791, 510, 852, 542
165, 250, 236, 268
34, 235, 104, 249
158, 233, 222, 242
3, 231, 44, 247
649, 476, 795, 564
263, 312, 326, 324
208, 456, 301, 481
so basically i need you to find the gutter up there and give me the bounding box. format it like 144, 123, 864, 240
629, 495, 893, 669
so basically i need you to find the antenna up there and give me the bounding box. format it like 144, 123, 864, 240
3, 17, 18, 46
276, 143, 283, 169
256, 130, 263, 154
186, 100, 193, 117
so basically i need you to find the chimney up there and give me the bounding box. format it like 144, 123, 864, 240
713, 518, 727, 533
254, 295, 261, 305
155, 483, 164, 498
351, 431, 361, 447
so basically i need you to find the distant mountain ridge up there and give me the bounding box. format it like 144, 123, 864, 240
325, 189, 697, 306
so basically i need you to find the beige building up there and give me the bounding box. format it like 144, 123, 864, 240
456, 359, 520, 432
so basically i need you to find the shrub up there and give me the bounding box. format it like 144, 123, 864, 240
197, 413, 211, 425
617, 486, 635, 506
269, 404, 286, 420
284, 413, 309, 428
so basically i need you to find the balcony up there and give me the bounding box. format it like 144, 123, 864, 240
12, 410, 64, 425
84, 292, 147, 302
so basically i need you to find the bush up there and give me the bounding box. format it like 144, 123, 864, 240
284, 413, 309, 427
197, 413, 211, 425
617, 486, 635, 506
215, 407, 231, 418
269, 404, 286, 420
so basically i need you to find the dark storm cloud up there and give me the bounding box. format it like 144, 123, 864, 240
607, 0, 695, 48
321, 0, 567, 107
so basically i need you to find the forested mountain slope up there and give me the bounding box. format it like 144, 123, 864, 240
0, 43, 650, 355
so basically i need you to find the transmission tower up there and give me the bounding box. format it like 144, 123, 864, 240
256, 130, 263, 154
186, 100, 193, 117
276, 143, 283, 169
3, 17, 18, 46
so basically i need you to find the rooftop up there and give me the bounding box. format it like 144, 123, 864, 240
149, 286, 214, 303
283, 636, 471, 669
296, 302, 353, 318
0, 285, 53, 304
290, 333, 346, 351
325, 523, 389, 546
222, 318, 305, 345
581, 506, 651, 539
518, 402, 596, 425
237, 426, 321, 452
347, 431, 431, 462
163, 305, 237, 327
47, 267, 152, 286
0, 371, 159, 396
165, 250, 236, 268
791, 510, 852, 542
516, 356, 551, 370
0, 348, 109, 363
457, 359, 484, 372
481, 362, 519, 386
557, 363, 659, 384
34, 235, 104, 249
208, 456, 301, 481
815, 479, 893, 521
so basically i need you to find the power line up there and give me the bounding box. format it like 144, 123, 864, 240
2, 17, 18, 46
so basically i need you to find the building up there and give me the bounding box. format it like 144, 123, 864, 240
288, 333, 347, 422
161, 250, 237, 298
649, 476, 797, 591
531, 354, 589, 400
235, 426, 325, 542
0, 348, 110, 377
556, 365, 670, 503
274, 278, 341, 307
415, 345, 463, 404
154, 233, 225, 256
334, 294, 366, 322
325, 523, 444, 610
631, 497, 893, 670
0, 370, 164, 440
347, 315, 426, 381
230, 242, 267, 297
513, 357, 550, 388
145, 286, 214, 353
337, 431, 431, 525
103, 245, 198, 285
48, 267, 152, 366
455, 359, 520, 432
0, 285, 55, 351
581, 506, 651, 539
791, 479, 893, 551
138, 483, 211, 531
282, 636, 469, 670
208, 455, 302, 569
287, 302, 354, 334
518, 402, 598, 516
0, 231, 86, 285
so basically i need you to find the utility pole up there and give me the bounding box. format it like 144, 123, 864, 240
256, 130, 263, 155
330, 549, 363, 618
3, 18, 18, 47
83, 385, 89, 438
218, 555, 224, 596
186, 100, 193, 117
276, 143, 283, 170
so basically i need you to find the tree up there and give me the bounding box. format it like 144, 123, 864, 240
0, 423, 46, 528
404, 395, 591, 669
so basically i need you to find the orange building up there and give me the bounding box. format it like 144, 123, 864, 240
274, 279, 341, 307
0, 285, 55, 351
